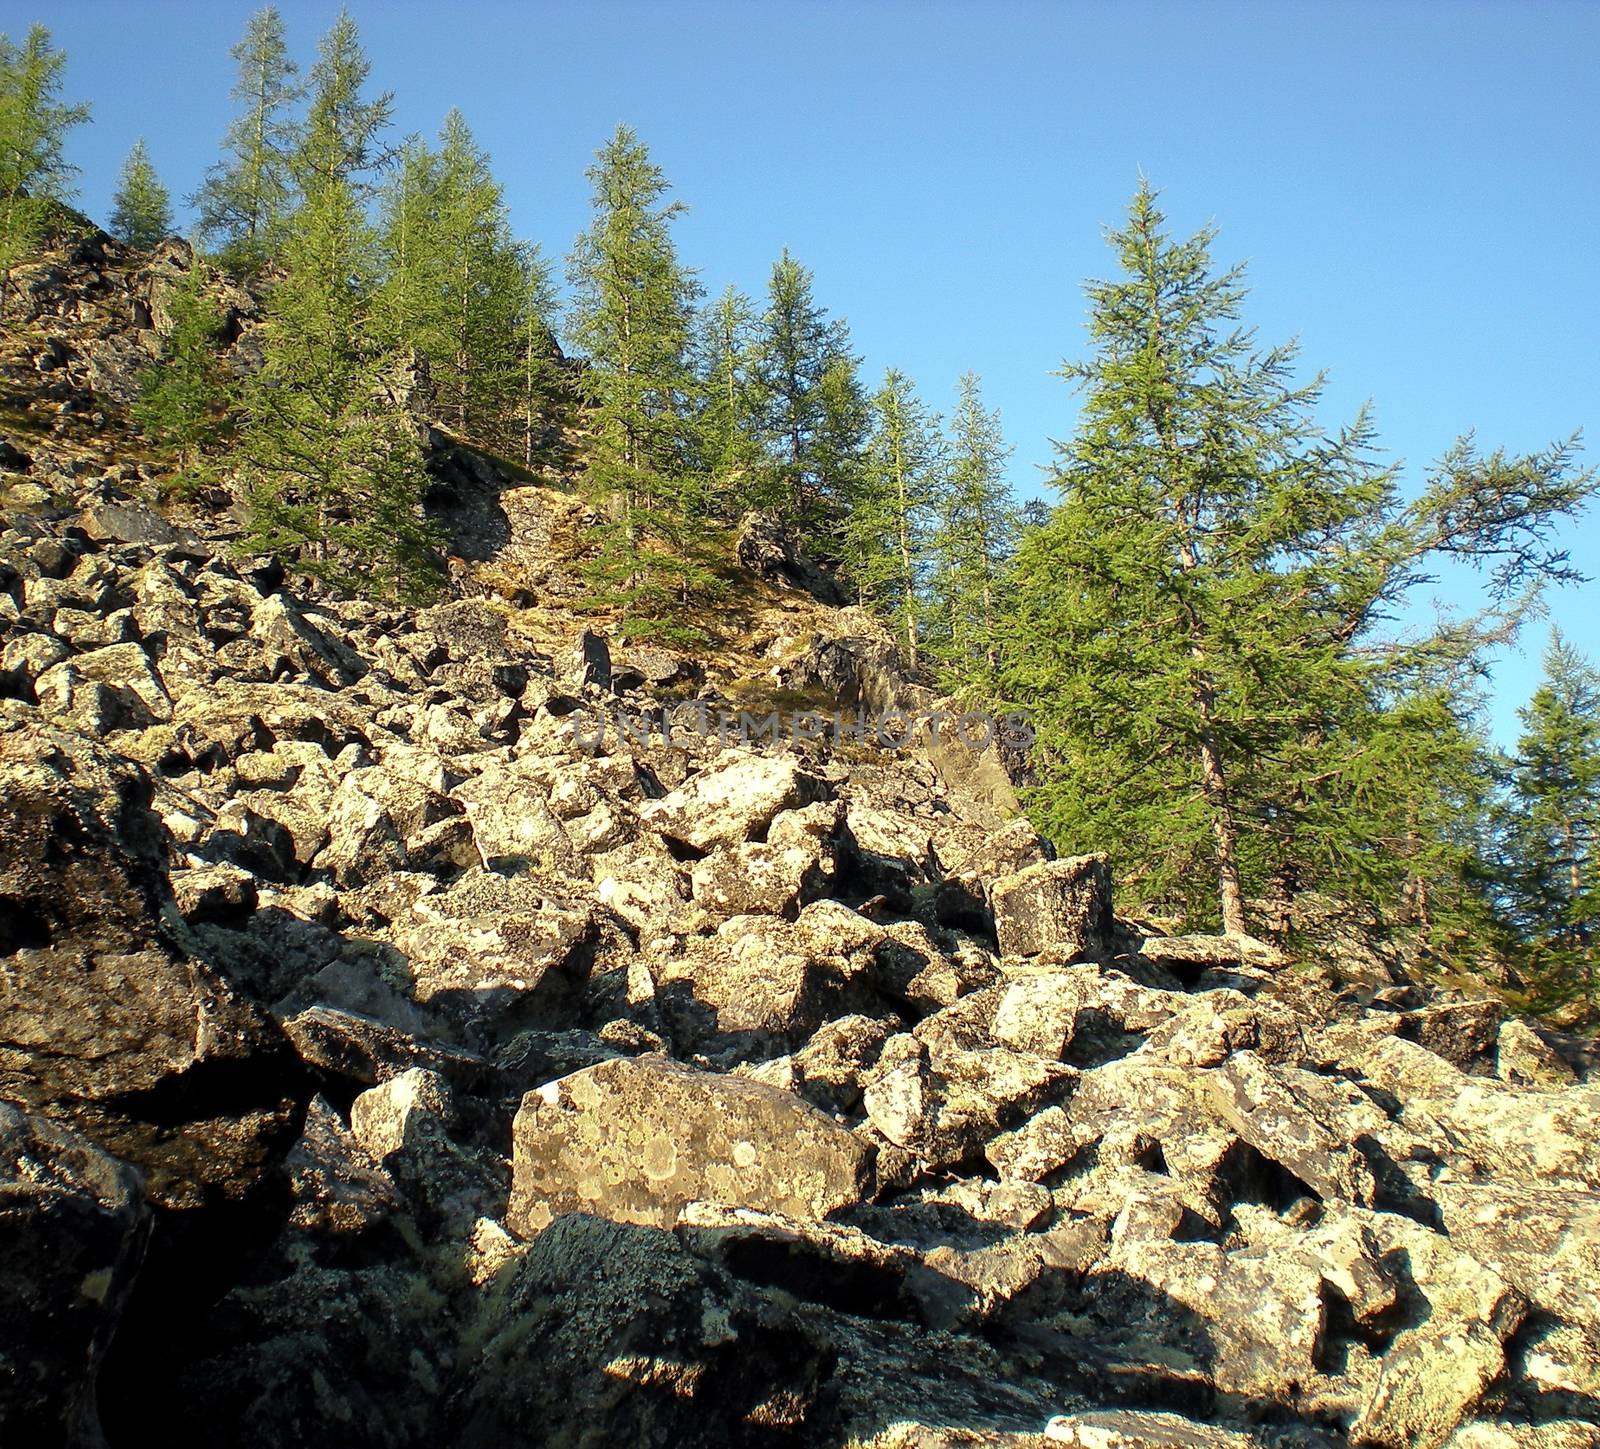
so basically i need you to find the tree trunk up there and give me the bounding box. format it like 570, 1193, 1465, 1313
1197, 724, 1248, 936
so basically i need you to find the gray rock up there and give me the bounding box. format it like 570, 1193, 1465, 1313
990, 854, 1112, 960
507, 1055, 873, 1235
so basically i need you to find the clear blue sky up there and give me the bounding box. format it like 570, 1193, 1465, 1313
8, 0, 1598, 742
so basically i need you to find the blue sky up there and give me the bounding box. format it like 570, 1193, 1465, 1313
8, 0, 1597, 742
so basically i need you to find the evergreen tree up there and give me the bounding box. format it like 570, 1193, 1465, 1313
695, 284, 766, 516
191, 6, 300, 275
565, 124, 712, 637
237, 13, 437, 601
0, 23, 90, 317
1001, 184, 1593, 937
928, 372, 1018, 688
133, 257, 231, 482
845, 368, 943, 667
108, 138, 171, 248
1495, 632, 1600, 1016
755, 249, 857, 532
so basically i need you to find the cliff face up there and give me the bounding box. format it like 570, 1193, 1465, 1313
3, 232, 1599, 1449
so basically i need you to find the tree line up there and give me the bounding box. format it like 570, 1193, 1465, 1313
2, 13, 1596, 1014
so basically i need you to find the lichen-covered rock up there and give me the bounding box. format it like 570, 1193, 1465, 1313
990, 854, 1111, 960
0, 720, 308, 1225
506, 1055, 873, 1235
639, 752, 830, 850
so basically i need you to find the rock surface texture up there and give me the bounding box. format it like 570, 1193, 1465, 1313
2, 227, 1598, 1449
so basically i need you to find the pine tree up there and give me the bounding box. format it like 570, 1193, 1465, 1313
1495, 632, 1600, 1016
928, 372, 1018, 689
845, 368, 943, 667
755, 249, 857, 532
108, 138, 171, 249
237, 13, 437, 601
1002, 184, 1595, 937
132, 257, 231, 483
0, 23, 91, 317
808, 355, 871, 567
565, 125, 712, 637
191, 6, 300, 275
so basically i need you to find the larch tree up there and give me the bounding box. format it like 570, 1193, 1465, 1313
755, 249, 857, 533
238, 12, 438, 601
695, 284, 767, 517
845, 367, 944, 667
1002, 183, 1594, 938
565, 124, 712, 637
514, 243, 559, 470
108, 138, 171, 249
1494, 632, 1600, 1017
0, 23, 90, 318
430, 109, 525, 445
132, 257, 232, 483
191, 6, 300, 275
929, 371, 1018, 690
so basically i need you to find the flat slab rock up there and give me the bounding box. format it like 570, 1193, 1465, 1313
507, 1054, 873, 1235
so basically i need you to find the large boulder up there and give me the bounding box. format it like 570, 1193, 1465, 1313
0, 1104, 151, 1449
0, 720, 309, 1249
990, 854, 1112, 960
639, 753, 830, 851
507, 1055, 873, 1235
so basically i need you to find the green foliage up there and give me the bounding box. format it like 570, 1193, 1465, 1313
0, 23, 90, 316
566, 124, 717, 636
108, 138, 171, 249
843, 368, 944, 666
754, 249, 859, 532
1493, 631, 1600, 1017
998, 183, 1595, 939
375, 111, 534, 451
694, 284, 767, 517
191, 6, 301, 275
132, 258, 232, 482
927, 372, 1018, 692
236, 13, 439, 603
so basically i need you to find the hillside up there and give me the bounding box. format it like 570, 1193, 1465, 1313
3, 227, 1600, 1449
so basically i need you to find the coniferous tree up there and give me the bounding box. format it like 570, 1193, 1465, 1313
374, 135, 445, 358
808, 355, 871, 566
845, 368, 943, 667
695, 284, 766, 516
108, 138, 171, 248
0, 24, 90, 317
238, 14, 437, 600
192, 6, 300, 275
1494, 632, 1600, 1016
755, 249, 857, 533
514, 243, 559, 470
566, 124, 711, 636
928, 372, 1018, 688
430, 110, 525, 444
1001, 184, 1594, 937
133, 257, 231, 483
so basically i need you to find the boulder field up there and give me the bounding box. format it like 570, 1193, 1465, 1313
2, 232, 1598, 1449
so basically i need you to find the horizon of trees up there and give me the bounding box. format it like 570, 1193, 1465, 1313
3, 11, 1597, 1015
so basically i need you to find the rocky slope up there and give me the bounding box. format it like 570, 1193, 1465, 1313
3, 230, 1600, 1449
